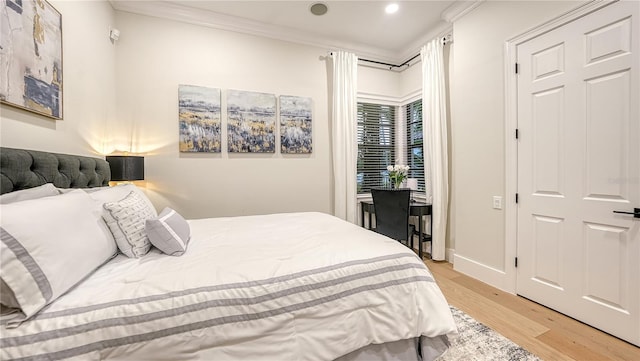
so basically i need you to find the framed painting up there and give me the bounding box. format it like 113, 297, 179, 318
280, 95, 312, 154
227, 90, 276, 153
178, 85, 222, 153
1, 0, 63, 119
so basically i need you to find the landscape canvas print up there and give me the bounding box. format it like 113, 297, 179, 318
0, 0, 63, 119
178, 85, 221, 153
227, 90, 276, 153
280, 95, 312, 153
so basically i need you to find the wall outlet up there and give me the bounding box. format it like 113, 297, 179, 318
493, 196, 502, 209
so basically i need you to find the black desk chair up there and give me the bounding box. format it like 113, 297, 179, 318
371, 188, 413, 247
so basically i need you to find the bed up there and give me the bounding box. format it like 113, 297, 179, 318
0, 147, 457, 361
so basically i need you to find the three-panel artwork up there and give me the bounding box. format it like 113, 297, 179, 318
179, 85, 312, 154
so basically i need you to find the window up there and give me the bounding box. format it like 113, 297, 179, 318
406, 99, 425, 190
357, 102, 395, 193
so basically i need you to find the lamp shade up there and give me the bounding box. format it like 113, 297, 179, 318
406, 178, 418, 191
106, 156, 144, 181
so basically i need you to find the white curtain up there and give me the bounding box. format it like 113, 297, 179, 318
421, 39, 448, 261
331, 51, 358, 223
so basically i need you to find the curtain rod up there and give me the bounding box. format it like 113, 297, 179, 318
331, 35, 452, 70
360, 53, 420, 69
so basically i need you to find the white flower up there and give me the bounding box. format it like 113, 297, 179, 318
387, 164, 410, 188
389, 164, 409, 175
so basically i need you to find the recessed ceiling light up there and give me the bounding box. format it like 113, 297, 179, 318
310, 2, 328, 16
385, 3, 399, 14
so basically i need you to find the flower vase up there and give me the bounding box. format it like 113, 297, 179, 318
393, 178, 409, 189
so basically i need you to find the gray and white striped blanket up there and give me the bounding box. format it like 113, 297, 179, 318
1, 212, 456, 360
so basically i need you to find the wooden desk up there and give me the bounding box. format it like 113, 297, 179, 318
360, 200, 432, 259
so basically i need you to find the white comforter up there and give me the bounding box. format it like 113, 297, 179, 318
0, 212, 456, 361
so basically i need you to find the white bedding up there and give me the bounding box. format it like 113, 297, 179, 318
0, 212, 456, 361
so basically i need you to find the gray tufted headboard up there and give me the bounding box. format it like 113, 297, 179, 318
0, 148, 111, 194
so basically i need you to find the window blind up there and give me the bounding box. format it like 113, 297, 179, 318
357, 102, 396, 193
406, 99, 425, 191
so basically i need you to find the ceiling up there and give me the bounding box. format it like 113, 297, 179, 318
110, 1, 478, 65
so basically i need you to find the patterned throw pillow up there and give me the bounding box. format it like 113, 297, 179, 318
146, 207, 191, 256
89, 184, 157, 218
102, 191, 156, 258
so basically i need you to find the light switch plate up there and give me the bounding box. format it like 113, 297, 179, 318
493, 196, 502, 209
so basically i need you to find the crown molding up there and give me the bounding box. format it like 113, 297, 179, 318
441, 0, 485, 23
390, 0, 481, 64
110, 0, 404, 64
397, 23, 453, 66
110, 1, 473, 65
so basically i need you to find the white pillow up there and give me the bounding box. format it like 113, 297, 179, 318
0, 183, 59, 204
57, 187, 108, 194
146, 207, 191, 256
0, 190, 118, 322
89, 184, 157, 217
102, 191, 156, 258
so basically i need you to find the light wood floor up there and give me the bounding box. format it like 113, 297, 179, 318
425, 259, 640, 361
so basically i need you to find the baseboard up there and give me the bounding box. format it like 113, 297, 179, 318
453, 253, 513, 293
445, 248, 455, 263
412, 243, 455, 264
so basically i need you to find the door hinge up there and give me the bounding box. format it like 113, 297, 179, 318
515, 63, 519, 74
515, 193, 519, 203
515, 128, 519, 139
515, 257, 518, 268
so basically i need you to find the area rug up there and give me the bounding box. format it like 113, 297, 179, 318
437, 306, 541, 361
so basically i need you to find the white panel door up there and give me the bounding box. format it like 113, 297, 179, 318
517, 0, 639, 346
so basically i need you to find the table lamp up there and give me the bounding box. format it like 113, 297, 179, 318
406, 178, 418, 202
106, 155, 144, 182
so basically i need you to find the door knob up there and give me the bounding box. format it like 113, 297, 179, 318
613, 208, 640, 218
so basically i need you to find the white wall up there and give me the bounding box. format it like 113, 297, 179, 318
0, 1, 400, 220
112, 11, 398, 219
399, 62, 421, 97
0, 1, 116, 156
359, 65, 402, 99
2, 2, 595, 283
450, 0, 585, 289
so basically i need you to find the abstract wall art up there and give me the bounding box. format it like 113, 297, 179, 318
1, 0, 63, 119
227, 90, 276, 153
280, 95, 312, 154
178, 85, 222, 152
